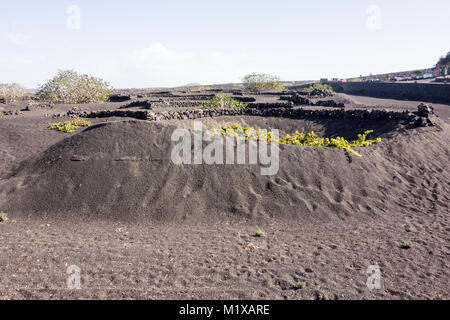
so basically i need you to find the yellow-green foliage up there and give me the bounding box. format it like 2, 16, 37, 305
210, 124, 381, 157
0, 83, 28, 99
189, 85, 213, 92
202, 93, 248, 110
301, 83, 334, 94
210, 124, 276, 142
242, 73, 287, 92
0, 213, 8, 223
255, 229, 265, 237
48, 119, 92, 133
294, 281, 307, 290
37, 70, 113, 104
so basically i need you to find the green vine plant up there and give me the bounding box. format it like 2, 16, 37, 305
210, 124, 381, 157
202, 93, 248, 110
47, 119, 92, 133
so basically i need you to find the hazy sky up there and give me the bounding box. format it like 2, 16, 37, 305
1, 0, 449, 88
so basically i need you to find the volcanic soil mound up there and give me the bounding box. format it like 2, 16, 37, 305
1, 117, 449, 224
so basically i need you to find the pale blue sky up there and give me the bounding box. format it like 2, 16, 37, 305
1, 0, 449, 88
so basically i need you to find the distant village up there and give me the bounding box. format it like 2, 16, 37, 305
328, 51, 450, 84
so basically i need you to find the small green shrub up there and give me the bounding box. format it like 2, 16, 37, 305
0, 83, 28, 99
210, 124, 381, 158
294, 281, 307, 290
279, 130, 381, 157
189, 85, 213, 92
202, 93, 248, 110
243, 73, 287, 92
37, 70, 113, 104
48, 119, 92, 133
401, 241, 413, 249
301, 83, 334, 94
0, 213, 8, 223
255, 229, 265, 237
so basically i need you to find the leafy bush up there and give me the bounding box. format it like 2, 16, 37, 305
301, 83, 334, 94
279, 130, 381, 157
210, 124, 277, 142
401, 241, 413, 249
0, 83, 28, 99
189, 85, 213, 92
242, 73, 287, 92
202, 93, 248, 109
294, 281, 307, 290
255, 229, 265, 237
37, 70, 113, 104
0, 213, 8, 223
210, 124, 381, 157
48, 119, 92, 133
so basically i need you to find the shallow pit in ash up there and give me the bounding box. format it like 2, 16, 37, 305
1, 116, 448, 225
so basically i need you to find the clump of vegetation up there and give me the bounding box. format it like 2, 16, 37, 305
0, 213, 8, 223
279, 130, 381, 157
189, 85, 213, 92
47, 118, 92, 133
242, 73, 287, 92
401, 241, 413, 249
202, 93, 248, 110
0, 83, 28, 99
294, 281, 307, 290
210, 124, 381, 158
210, 124, 277, 143
301, 83, 334, 94
255, 229, 265, 238
37, 70, 113, 104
